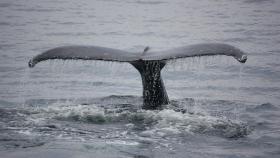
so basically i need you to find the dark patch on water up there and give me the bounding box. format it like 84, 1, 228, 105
45, 32, 98, 37
13, 8, 63, 13
134, 1, 166, 5
0, 3, 12, 8
0, 100, 16, 108
244, 0, 274, 4
246, 103, 279, 112
0, 22, 10, 26
0, 134, 45, 149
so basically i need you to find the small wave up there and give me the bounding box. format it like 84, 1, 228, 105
13, 8, 63, 13
0, 3, 12, 8
246, 103, 279, 112
0, 44, 14, 50
223, 29, 246, 33
58, 22, 84, 25
244, 0, 274, 4
0, 134, 45, 149
0, 22, 10, 26
135, 1, 166, 5
133, 32, 156, 37
0, 100, 16, 107
45, 32, 97, 37
0, 2, 22, 8
101, 32, 125, 36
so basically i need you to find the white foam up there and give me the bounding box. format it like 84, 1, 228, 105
106, 140, 139, 146
25, 103, 250, 138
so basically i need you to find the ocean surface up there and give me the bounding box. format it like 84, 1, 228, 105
0, 0, 280, 157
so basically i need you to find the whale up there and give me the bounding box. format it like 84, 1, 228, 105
28, 43, 247, 110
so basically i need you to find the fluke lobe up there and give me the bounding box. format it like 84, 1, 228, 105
28, 43, 247, 110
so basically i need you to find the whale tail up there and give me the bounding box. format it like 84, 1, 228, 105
130, 60, 168, 109
28, 43, 247, 109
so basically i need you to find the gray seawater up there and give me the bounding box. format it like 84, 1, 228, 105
1, 0, 280, 157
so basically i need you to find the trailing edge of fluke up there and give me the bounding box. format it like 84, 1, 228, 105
28, 43, 247, 110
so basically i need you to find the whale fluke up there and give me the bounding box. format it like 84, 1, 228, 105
29, 43, 247, 109
28, 45, 140, 67
144, 43, 247, 63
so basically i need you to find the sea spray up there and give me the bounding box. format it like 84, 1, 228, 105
25, 101, 251, 139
